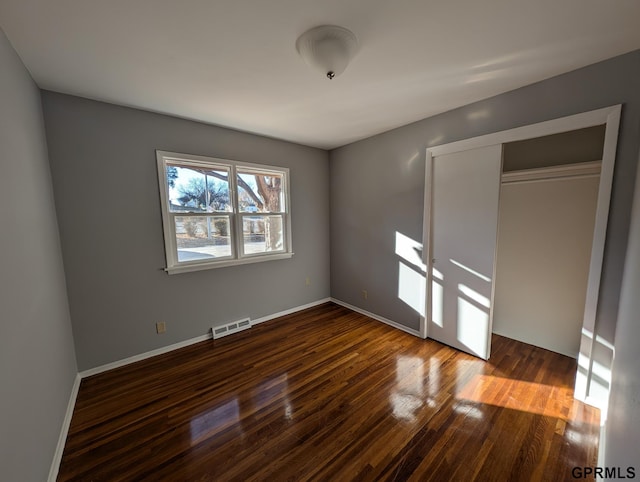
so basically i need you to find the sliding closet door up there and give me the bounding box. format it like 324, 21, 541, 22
427, 144, 502, 359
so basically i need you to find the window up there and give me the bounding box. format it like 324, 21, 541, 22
156, 151, 292, 273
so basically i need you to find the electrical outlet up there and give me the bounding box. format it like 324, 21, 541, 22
362, 289, 368, 300
156, 322, 166, 334
305, 277, 311, 286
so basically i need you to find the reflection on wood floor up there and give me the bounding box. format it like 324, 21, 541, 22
58, 302, 599, 481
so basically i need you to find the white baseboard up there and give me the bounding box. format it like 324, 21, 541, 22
252, 298, 331, 325
330, 298, 422, 337
48, 373, 81, 482
79, 297, 332, 378
79, 333, 212, 378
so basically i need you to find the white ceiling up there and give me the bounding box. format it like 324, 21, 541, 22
1, 0, 639, 150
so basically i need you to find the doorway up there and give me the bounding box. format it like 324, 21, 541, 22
493, 126, 605, 358
421, 105, 621, 409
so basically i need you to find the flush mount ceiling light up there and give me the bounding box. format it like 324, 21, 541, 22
296, 25, 358, 80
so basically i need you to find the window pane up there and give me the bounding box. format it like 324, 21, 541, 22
167, 164, 230, 213
243, 216, 284, 254
237, 170, 285, 213
175, 216, 232, 262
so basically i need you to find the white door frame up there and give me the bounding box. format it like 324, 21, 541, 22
421, 104, 622, 407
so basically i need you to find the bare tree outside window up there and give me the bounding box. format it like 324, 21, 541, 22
160, 156, 289, 271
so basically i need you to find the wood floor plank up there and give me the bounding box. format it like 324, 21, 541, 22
57, 302, 599, 481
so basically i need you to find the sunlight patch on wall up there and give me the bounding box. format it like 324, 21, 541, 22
576, 327, 614, 413
398, 262, 425, 316
588, 359, 612, 417
395, 231, 426, 317
591, 360, 612, 386
395, 231, 426, 271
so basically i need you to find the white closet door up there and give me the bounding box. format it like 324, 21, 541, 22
427, 144, 502, 359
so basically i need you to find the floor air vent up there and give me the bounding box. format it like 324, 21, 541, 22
212, 318, 252, 339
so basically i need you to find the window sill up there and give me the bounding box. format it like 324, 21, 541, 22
164, 252, 294, 275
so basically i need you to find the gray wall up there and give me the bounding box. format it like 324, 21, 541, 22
605, 148, 640, 473
330, 50, 640, 366
0, 29, 77, 481
42, 92, 330, 371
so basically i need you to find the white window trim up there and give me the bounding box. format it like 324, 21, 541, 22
156, 150, 293, 274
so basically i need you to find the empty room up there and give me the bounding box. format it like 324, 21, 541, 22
2, 1, 640, 481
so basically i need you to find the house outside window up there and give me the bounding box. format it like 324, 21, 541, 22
156, 151, 292, 274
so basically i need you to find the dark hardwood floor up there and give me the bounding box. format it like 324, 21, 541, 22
58, 302, 599, 481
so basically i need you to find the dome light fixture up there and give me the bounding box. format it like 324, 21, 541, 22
296, 25, 358, 80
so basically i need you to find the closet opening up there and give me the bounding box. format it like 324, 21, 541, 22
422, 105, 621, 410
493, 125, 606, 359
